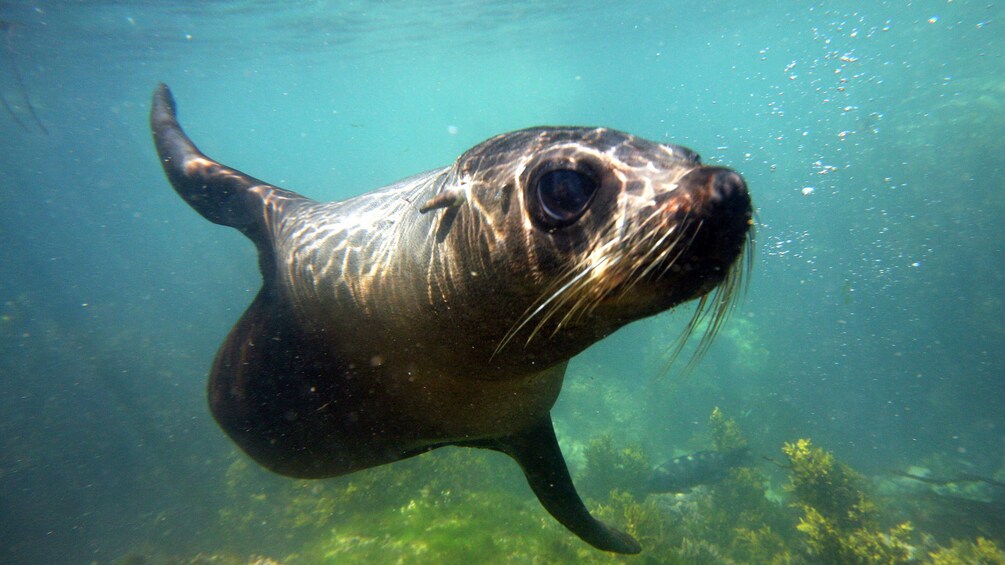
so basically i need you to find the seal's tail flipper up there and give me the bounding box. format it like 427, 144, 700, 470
486, 418, 642, 554
150, 83, 311, 240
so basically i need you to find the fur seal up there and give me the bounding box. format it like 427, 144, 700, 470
647, 448, 753, 493
149, 83, 752, 554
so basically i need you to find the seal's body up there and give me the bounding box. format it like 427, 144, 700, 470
150, 84, 752, 554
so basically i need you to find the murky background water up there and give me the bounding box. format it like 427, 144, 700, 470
1, 1, 1002, 563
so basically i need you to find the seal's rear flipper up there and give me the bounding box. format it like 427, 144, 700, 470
150, 83, 310, 242
482, 418, 642, 554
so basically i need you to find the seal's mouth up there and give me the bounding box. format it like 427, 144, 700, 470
646, 165, 754, 368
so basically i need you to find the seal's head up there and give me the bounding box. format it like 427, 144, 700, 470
424, 127, 753, 363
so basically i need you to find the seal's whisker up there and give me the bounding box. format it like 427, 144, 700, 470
554, 267, 614, 331
685, 292, 731, 372
497, 249, 600, 352
532, 227, 633, 339
532, 223, 632, 336
539, 253, 618, 338
496, 265, 593, 354
651, 219, 719, 375
688, 276, 742, 366
660, 295, 710, 376
642, 221, 678, 257
548, 295, 588, 338
631, 223, 689, 286
741, 220, 756, 297
656, 220, 703, 280
662, 231, 750, 378
536, 284, 581, 338
533, 286, 590, 342
613, 220, 667, 289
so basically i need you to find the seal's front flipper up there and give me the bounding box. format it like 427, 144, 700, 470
150, 83, 310, 241
489, 418, 642, 554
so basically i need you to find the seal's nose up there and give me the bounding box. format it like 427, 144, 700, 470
707, 169, 751, 225
711, 169, 747, 204
672, 166, 752, 271
678, 166, 751, 220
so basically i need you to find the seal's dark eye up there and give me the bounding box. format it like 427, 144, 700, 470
536, 169, 598, 225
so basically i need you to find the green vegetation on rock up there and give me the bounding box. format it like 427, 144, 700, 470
783, 438, 913, 564
926, 537, 1005, 565
125, 412, 1002, 564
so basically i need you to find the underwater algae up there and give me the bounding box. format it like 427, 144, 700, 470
112, 409, 1005, 563
783, 438, 913, 564
926, 538, 1005, 565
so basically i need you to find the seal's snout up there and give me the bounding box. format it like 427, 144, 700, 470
711, 169, 748, 206
682, 166, 750, 216
673, 166, 752, 246
659, 165, 752, 291
706, 169, 752, 240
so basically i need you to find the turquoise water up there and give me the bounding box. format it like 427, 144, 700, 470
1, 1, 1003, 563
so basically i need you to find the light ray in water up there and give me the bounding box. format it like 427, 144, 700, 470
1, 20, 47, 134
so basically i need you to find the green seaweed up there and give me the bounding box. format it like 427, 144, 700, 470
926, 537, 1005, 564
218, 446, 521, 554
594, 490, 675, 557
579, 434, 651, 499
203, 416, 1001, 564
730, 525, 794, 565
709, 406, 748, 452
611, 409, 796, 564
783, 438, 875, 529
672, 536, 736, 564
783, 438, 913, 564
793, 506, 913, 565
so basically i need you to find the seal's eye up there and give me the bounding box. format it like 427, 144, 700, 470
536, 169, 598, 226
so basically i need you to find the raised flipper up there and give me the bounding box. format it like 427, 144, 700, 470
150, 83, 309, 242
150, 84, 347, 477
480, 417, 642, 554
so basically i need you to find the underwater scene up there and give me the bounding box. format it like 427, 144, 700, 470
1, 1, 1004, 563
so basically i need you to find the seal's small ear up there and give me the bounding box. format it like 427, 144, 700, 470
419, 187, 465, 213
